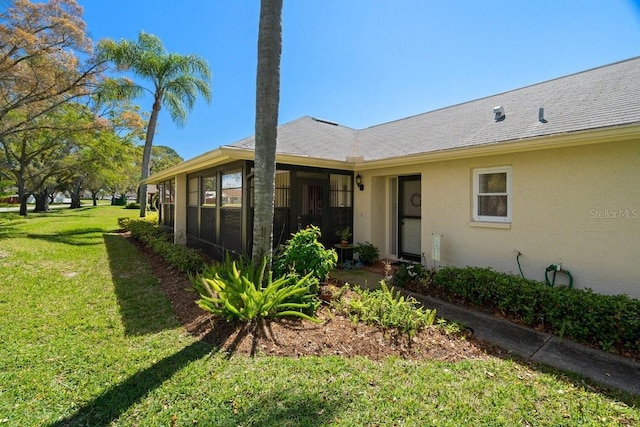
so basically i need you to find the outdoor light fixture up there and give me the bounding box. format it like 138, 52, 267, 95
355, 173, 364, 191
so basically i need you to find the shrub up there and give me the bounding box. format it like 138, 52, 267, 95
193, 257, 320, 323
117, 217, 132, 231
273, 226, 337, 291
123, 218, 205, 274
331, 281, 436, 337
434, 266, 640, 353
393, 262, 429, 288
355, 241, 379, 264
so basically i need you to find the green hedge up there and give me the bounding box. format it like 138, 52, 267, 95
120, 217, 206, 274
433, 266, 640, 354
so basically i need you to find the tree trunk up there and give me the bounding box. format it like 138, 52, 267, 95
91, 191, 98, 206
139, 95, 162, 218
15, 174, 29, 217
34, 185, 56, 212
69, 177, 83, 209
251, 0, 283, 266
19, 193, 29, 216
33, 189, 50, 212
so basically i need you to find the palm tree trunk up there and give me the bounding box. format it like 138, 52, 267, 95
139, 95, 161, 218
252, 0, 283, 266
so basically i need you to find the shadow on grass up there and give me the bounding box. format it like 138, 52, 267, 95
23, 227, 106, 246
103, 233, 179, 336
231, 388, 347, 427
46, 340, 214, 427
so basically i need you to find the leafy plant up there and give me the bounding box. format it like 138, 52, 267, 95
193, 258, 320, 323
331, 281, 436, 337
393, 262, 429, 288
117, 216, 132, 230
355, 241, 379, 264
273, 225, 337, 291
336, 226, 352, 241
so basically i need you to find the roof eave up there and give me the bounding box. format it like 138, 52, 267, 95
144, 147, 357, 184
274, 153, 355, 170
357, 123, 640, 170
143, 146, 254, 184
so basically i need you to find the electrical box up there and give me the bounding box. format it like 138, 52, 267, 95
431, 233, 442, 262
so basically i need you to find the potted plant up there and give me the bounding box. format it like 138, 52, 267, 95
336, 226, 352, 247
355, 241, 379, 264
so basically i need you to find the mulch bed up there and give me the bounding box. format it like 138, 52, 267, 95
124, 233, 506, 361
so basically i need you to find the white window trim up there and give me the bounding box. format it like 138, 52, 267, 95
472, 166, 512, 223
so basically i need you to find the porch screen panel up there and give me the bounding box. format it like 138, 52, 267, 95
200, 207, 216, 242
273, 208, 290, 247
202, 176, 216, 206
330, 174, 353, 243
164, 204, 175, 228
273, 171, 291, 247
220, 169, 242, 252
161, 179, 175, 228
187, 207, 198, 236
157, 184, 164, 224
188, 177, 199, 206
248, 170, 290, 248
330, 174, 352, 208
220, 209, 242, 252
275, 170, 290, 207
221, 170, 242, 207
187, 177, 199, 236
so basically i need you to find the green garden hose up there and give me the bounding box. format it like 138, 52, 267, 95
544, 264, 574, 288
516, 251, 525, 278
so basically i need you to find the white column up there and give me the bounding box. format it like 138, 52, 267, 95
174, 173, 187, 245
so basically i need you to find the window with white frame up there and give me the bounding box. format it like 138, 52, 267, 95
473, 166, 511, 222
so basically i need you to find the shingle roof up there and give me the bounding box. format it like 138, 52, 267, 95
227, 57, 640, 162
229, 116, 358, 161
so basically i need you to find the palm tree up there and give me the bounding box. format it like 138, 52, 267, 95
252, 0, 283, 265
98, 32, 211, 217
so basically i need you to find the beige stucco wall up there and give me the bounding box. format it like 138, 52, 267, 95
356, 139, 640, 298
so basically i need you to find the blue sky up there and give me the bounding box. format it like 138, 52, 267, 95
82, 1, 640, 161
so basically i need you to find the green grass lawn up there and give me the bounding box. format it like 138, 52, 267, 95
0, 206, 638, 426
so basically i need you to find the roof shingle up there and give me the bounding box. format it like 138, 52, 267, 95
228, 57, 640, 162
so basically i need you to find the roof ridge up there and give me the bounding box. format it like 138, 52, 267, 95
361, 56, 640, 131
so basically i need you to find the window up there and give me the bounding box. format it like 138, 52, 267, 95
201, 175, 216, 207
473, 166, 511, 222
221, 170, 242, 207
188, 177, 199, 206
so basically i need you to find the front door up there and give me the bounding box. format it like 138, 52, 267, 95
398, 175, 421, 261
296, 179, 328, 239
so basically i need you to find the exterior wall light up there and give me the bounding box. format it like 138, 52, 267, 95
355, 173, 364, 191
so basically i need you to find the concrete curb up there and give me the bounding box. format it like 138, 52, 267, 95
408, 291, 640, 396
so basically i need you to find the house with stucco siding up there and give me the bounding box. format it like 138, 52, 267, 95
146, 57, 640, 298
